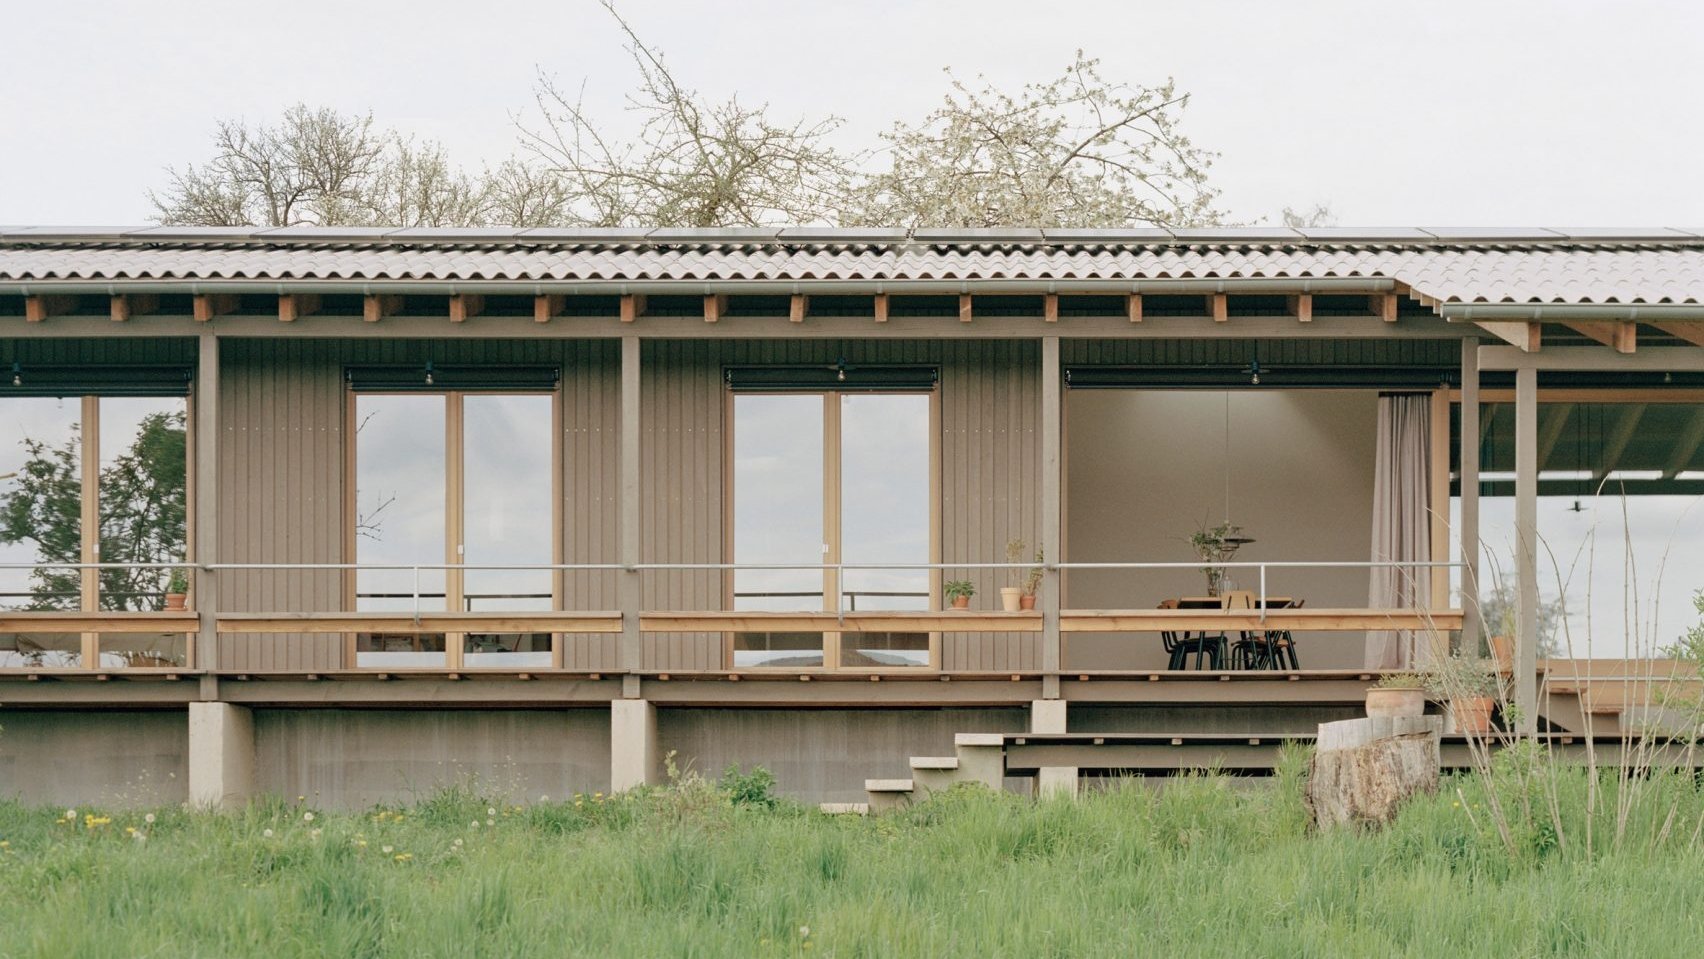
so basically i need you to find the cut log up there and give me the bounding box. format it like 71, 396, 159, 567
1305, 715, 1440, 830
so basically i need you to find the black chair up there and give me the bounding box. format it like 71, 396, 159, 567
1231, 598, 1303, 670
1162, 597, 1229, 670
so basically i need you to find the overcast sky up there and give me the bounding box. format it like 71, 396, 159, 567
3, 0, 1702, 226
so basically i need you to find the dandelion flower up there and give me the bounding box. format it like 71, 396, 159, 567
394, 852, 412, 862
263, 828, 274, 838
382, 845, 394, 854
486, 819, 495, 827
144, 813, 156, 824
303, 812, 315, 823
453, 838, 464, 847
487, 807, 496, 816
540, 795, 549, 802
66, 809, 76, 819
470, 821, 479, 829
310, 829, 321, 839
800, 926, 810, 937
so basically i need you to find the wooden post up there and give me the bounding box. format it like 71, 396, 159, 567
619, 335, 642, 698
195, 332, 219, 678
1459, 339, 1480, 658
1514, 365, 1539, 735
1041, 335, 1062, 700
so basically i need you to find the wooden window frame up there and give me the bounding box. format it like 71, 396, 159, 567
722, 388, 942, 672
343, 387, 562, 669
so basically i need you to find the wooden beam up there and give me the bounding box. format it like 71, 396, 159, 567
619, 294, 644, 323
1595, 404, 1647, 481
23, 294, 75, 323
108, 293, 159, 322
1043, 293, 1059, 323
1057, 609, 1463, 633
1373, 293, 1398, 323
1536, 403, 1574, 473
1476, 321, 1541, 352
448, 293, 483, 323
1652, 322, 1704, 348
1125, 293, 1142, 324
363, 294, 403, 323
216, 612, 623, 634
789, 294, 807, 324
1565, 320, 1637, 354
959, 293, 973, 323
703, 294, 727, 324
277, 293, 321, 323
873, 293, 889, 323
1210, 292, 1227, 323
1664, 408, 1704, 479
193, 293, 238, 323
1289, 293, 1313, 323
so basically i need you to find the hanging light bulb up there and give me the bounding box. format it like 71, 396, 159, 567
1249, 359, 1261, 386
837, 367, 846, 382
424, 361, 435, 386
9, 363, 19, 387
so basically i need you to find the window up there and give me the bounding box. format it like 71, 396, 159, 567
1450, 396, 1704, 659
351, 390, 556, 668
729, 390, 935, 669
0, 392, 189, 668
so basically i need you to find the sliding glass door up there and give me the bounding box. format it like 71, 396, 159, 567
730, 390, 935, 669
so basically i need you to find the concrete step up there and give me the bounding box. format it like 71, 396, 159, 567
909, 756, 960, 794
818, 802, 869, 815
865, 778, 914, 814
953, 732, 1008, 789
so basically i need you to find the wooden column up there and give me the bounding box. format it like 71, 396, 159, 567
1514, 365, 1539, 734
195, 332, 220, 681
1040, 336, 1062, 699
619, 335, 642, 697
1458, 339, 1480, 657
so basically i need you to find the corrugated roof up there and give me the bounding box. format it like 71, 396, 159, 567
2, 227, 1704, 306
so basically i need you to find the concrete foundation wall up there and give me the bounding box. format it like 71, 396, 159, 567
1069, 704, 1361, 734
659, 707, 1029, 803
253, 709, 611, 808
0, 710, 188, 807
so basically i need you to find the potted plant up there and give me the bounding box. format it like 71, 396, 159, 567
163, 567, 189, 611
1366, 672, 1426, 719
1020, 548, 1043, 611
1423, 654, 1500, 734
1186, 521, 1246, 597
944, 580, 975, 610
1001, 539, 1027, 612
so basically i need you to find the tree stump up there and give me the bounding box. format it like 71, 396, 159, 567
1305, 716, 1440, 830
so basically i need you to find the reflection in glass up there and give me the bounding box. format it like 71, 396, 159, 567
98, 632, 189, 668
99, 396, 188, 612
356, 394, 447, 666
733, 395, 825, 611
733, 631, 826, 668
0, 632, 80, 667
839, 394, 931, 666
0, 398, 83, 612
462, 394, 554, 667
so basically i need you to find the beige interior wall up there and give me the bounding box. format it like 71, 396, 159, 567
1065, 390, 1380, 669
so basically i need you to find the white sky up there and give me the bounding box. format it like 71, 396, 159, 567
4, 0, 1703, 226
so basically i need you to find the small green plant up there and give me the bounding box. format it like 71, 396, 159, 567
1004, 539, 1027, 589
943, 580, 975, 603
167, 567, 189, 594
1422, 654, 1500, 700
717, 764, 779, 809
1375, 672, 1424, 689
1023, 548, 1044, 597
1186, 520, 1246, 595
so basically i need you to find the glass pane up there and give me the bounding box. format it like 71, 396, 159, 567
733, 631, 825, 668
99, 632, 189, 668
462, 394, 554, 667
733, 395, 825, 612
0, 398, 83, 611
840, 394, 931, 611
0, 632, 80, 667
840, 631, 929, 668
355, 395, 447, 666
98, 397, 188, 611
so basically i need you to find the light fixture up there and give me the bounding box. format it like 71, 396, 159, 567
9, 363, 18, 387
1676, 470, 1704, 481
424, 361, 435, 386
1606, 470, 1663, 481
1249, 360, 1261, 386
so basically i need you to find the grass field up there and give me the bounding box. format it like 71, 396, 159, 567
3, 759, 1703, 958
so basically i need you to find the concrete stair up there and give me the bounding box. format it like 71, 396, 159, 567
817, 802, 869, 815
864, 732, 1008, 812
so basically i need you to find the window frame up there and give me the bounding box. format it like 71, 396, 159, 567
721, 387, 941, 672
343, 386, 562, 670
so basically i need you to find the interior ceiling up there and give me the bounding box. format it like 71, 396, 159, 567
1454, 401, 1704, 495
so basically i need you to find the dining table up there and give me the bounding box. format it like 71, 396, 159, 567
1161, 595, 1299, 670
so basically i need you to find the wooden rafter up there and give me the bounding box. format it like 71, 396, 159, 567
1476, 321, 1542, 352
958, 293, 973, 323
1565, 320, 1637, 354
1595, 404, 1648, 480
1536, 403, 1575, 472
1373, 293, 1397, 323
109, 293, 158, 322
1043, 293, 1059, 323
363, 294, 403, 323
702, 294, 727, 324
619, 294, 644, 323
1288, 293, 1312, 323
1652, 322, 1704, 348
1210, 292, 1227, 323
873, 292, 889, 323
193, 293, 238, 323
448, 293, 483, 323
789, 294, 808, 324
533, 294, 565, 324
1663, 408, 1704, 478
1125, 293, 1142, 324
23, 294, 75, 323
278, 293, 321, 322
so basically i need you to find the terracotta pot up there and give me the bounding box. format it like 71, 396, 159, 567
1451, 696, 1496, 734
950, 595, 971, 609
1365, 687, 1425, 719
1018, 594, 1036, 610
999, 587, 1023, 612
164, 593, 188, 611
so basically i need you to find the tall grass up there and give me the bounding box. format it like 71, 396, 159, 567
2, 767, 1702, 958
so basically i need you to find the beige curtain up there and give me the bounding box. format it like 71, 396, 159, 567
1366, 394, 1432, 669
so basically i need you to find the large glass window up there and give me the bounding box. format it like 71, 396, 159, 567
353, 390, 555, 668
730, 391, 934, 669
1451, 398, 1704, 659
0, 393, 189, 669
